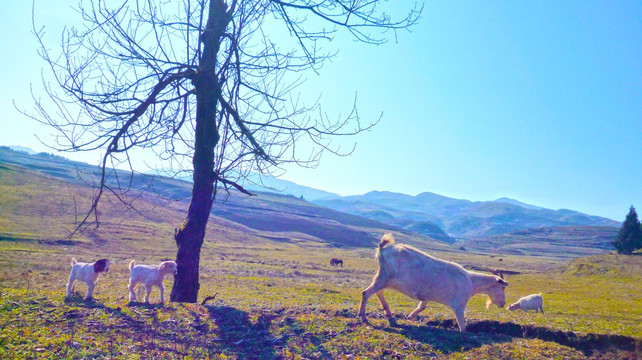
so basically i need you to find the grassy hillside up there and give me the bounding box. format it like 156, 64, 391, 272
463, 226, 618, 258
1, 149, 641, 359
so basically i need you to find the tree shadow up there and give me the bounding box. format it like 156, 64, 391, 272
205, 306, 281, 360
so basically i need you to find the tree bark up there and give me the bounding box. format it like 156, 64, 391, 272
170, 0, 229, 303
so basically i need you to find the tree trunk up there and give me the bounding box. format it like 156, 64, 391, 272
170, 127, 218, 301
170, 89, 218, 302
170, 0, 229, 303
170, 98, 218, 302
171, 218, 206, 302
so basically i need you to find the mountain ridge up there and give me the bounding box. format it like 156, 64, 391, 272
3, 145, 619, 242
314, 190, 618, 239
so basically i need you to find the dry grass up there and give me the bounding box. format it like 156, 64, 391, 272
1, 233, 641, 359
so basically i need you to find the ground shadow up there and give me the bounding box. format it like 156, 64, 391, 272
127, 301, 167, 309
354, 308, 641, 357
466, 320, 642, 356
381, 317, 512, 354
412, 318, 641, 356
206, 305, 281, 360
63, 293, 117, 309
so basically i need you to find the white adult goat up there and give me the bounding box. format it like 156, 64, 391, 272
358, 234, 508, 332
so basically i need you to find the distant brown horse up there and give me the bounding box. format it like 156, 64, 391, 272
330, 258, 343, 267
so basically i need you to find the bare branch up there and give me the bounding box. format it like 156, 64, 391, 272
29, 0, 421, 301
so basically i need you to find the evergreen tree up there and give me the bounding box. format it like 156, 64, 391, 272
612, 206, 642, 254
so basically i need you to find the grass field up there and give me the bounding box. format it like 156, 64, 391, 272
1, 234, 641, 359
1, 156, 641, 359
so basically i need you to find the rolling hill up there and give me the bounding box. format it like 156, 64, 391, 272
463, 226, 619, 258
0, 146, 449, 251
0, 146, 619, 256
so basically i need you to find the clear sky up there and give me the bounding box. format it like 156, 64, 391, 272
1, 1, 641, 221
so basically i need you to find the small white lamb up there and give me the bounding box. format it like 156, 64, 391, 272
66, 258, 110, 300
508, 293, 544, 313
128, 260, 178, 303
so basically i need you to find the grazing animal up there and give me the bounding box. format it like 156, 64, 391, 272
330, 258, 344, 267
66, 258, 110, 300
508, 293, 544, 313
128, 260, 178, 303
358, 234, 508, 332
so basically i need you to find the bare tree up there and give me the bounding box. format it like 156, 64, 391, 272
27, 0, 421, 302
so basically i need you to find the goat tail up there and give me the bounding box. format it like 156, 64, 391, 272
71, 258, 77, 266
129, 260, 135, 271
376, 233, 396, 261
379, 233, 396, 250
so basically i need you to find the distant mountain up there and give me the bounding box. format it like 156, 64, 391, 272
9, 146, 37, 155
493, 197, 545, 211
241, 173, 339, 201
314, 190, 619, 239
313, 194, 453, 242
143, 166, 618, 241
145, 169, 339, 201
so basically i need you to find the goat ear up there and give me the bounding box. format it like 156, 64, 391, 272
94, 259, 107, 272
497, 278, 508, 286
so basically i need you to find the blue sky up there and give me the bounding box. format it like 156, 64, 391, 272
1, 1, 641, 221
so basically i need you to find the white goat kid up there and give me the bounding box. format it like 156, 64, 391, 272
128, 260, 178, 303
66, 258, 110, 300
508, 293, 544, 313
358, 234, 508, 332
